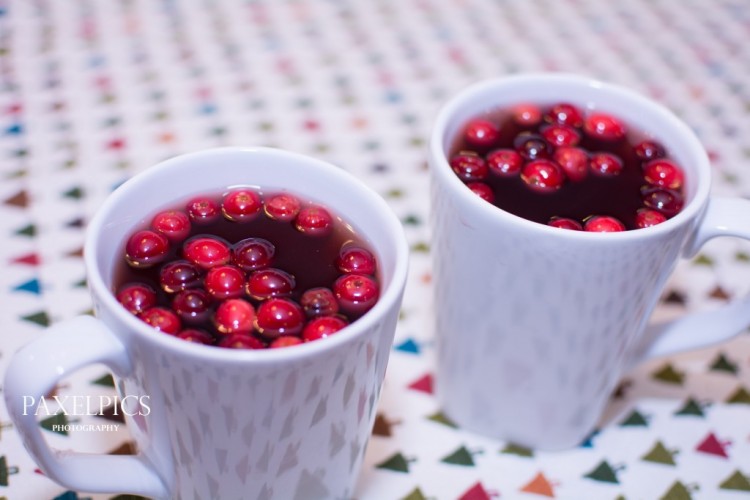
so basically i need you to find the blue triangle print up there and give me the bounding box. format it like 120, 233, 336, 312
13, 278, 41, 295
394, 338, 420, 354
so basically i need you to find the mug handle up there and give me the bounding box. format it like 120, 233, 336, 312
3, 315, 169, 498
634, 196, 750, 362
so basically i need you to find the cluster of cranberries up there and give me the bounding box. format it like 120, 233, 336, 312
449, 102, 686, 231
116, 189, 379, 349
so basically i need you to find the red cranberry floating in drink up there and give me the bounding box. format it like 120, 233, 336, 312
634, 140, 665, 161
584, 112, 626, 141
159, 260, 202, 293
521, 159, 565, 192
214, 298, 255, 335
334, 274, 379, 316
300, 287, 339, 318
337, 246, 377, 275
642, 187, 684, 217
246, 268, 295, 300
584, 215, 626, 233
255, 298, 305, 338
486, 149, 523, 177
514, 131, 551, 160
186, 196, 220, 224
541, 125, 580, 148
553, 146, 588, 182
589, 152, 624, 176
172, 288, 212, 324
176, 329, 214, 345
151, 210, 191, 242
545, 102, 584, 128
264, 193, 301, 221
222, 189, 262, 222
643, 159, 684, 189
125, 230, 170, 268
449, 152, 488, 182
464, 118, 500, 149
512, 103, 542, 126
295, 206, 334, 236
183, 236, 231, 269
270, 336, 304, 348
467, 182, 494, 203
232, 237, 275, 271
218, 334, 264, 349
635, 208, 667, 228
548, 217, 583, 230
140, 307, 181, 334
302, 316, 348, 342
117, 283, 156, 315
205, 265, 245, 299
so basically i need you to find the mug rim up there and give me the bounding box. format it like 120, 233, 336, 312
84, 146, 409, 364
429, 72, 712, 239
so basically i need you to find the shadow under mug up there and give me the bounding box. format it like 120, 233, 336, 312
4, 147, 409, 498
429, 73, 750, 450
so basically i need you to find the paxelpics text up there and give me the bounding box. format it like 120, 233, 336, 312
22, 395, 151, 417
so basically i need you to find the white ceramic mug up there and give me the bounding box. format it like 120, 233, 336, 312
4, 147, 409, 498
429, 73, 750, 450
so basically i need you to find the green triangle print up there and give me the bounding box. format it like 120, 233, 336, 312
21, 311, 50, 327
14, 223, 37, 237
659, 481, 694, 500
401, 487, 428, 500
441, 445, 480, 466
376, 452, 413, 473
501, 443, 534, 457
652, 363, 685, 385
674, 398, 706, 417
642, 441, 677, 465
40, 412, 71, 435
709, 353, 738, 374
584, 460, 621, 484
0, 456, 19, 486
427, 411, 457, 428
719, 470, 750, 492
62, 186, 85, 199
726, 386, 750, 404
619, 409, 649, 427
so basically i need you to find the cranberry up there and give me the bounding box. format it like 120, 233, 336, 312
643, 159, 684, 189
584, 215, 626, 232
642, 187, 684, 217
125, 230, 170, 268
183, 236, 231, 269
175, 329, 214, 345
545, 103, 584, 128
186, 196, 220, 224
302, 316, 348, 342
337, 246, 377, 275
333, 274, 379, 316
590, 152, 624, 176
512, 103, 542, 126
255, 298, 305, 338
140, 307, 181, 334
221, 189, 262, 222
232, 237, 275, 271
635, 208, 667, 228
264, 193, 301, 221
548, 217, 583, 230
218, 333, 265, 349
464, 118, 500, 149
213, 298, 255, 335
521, 159, 565, 192
449, 152, 488, 182
486, 149, 522, 176
151, 210, 191, 242
117, 283, 157, 315
172, 288, 212, 323
553, 146, 588, 182
246, 268, 295, 300
159, 260, 202, 293
295, 206, 334, 236
300, 287, 339, 318
514, 132, 551, 160
205, 265, 245, 299
584, 112, 626, 141
541, 125, 580, 148
467, 182, 494, 203
270, 336, 304, 348
634, 140, 665, 161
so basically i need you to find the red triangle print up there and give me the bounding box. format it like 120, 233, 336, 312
696, 432, 730, 458
10, 253, 40, 266
407, 373, 433, 394
520, 472, 556, 497
3, 190, 29, 208
459, 481, 499, 500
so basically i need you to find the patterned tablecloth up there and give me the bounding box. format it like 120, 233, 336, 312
1, 0, 750, 499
